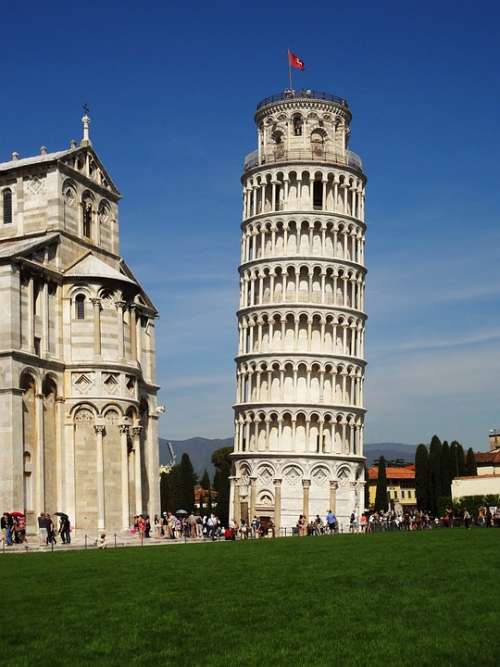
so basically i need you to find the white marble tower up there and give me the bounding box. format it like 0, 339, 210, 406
230, 90, 367, 531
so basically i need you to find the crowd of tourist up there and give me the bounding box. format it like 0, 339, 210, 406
1, 512, 26, 545
0, 511, 71, 547
2, 504, 500, 548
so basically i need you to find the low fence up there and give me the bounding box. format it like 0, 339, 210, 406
2, 520, 498, 555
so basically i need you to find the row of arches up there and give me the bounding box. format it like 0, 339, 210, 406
68, 285, 154, 375
234, 410, 363, 456
241, 218, 365, 265
19, 366, 152, 532
238, 312, 364, 358
236, 459, 359, 483
236, 361, 364, 408
240, 265, 365, 311
243, 169, 365, 221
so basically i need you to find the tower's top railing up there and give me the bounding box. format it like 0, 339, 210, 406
243, 147, 363, 173
256, 89, 348, 111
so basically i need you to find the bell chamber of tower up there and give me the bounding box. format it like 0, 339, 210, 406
230, 90, 367, 532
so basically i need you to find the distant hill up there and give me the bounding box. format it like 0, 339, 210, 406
364, 442, 416, 465
160, 437, 416, 477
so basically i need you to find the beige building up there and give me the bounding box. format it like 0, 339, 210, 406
452, 430, 500, 500
0, 113, 160, 534
230, 89, 367, 531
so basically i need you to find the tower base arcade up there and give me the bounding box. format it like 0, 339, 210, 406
230, 455, 365, 532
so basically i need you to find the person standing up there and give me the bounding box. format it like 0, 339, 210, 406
59, 515, 71, 544
3, 514, 13, 546
46, 514, 57, 545
326, 510, 337, 534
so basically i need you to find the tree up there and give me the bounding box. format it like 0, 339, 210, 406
465, 448, 478, 476
178, 453, 197, 512
450, 441, 466, 478
363, 461, 370, 510
374, 456, 388, 512
163, 465, 181, 513
212, 446, 232, 525
457, 443, 466, 476
199, 469, 211, 515
429, 435, 442, 515
415, 444, 429, 511
440, 441, 451, 498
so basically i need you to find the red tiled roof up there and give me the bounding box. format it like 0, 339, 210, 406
368, 465, 415, 481
475, 449, 500, 465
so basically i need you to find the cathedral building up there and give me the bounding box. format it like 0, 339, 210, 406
230, 90, 367, 531
0, 113, 160, 534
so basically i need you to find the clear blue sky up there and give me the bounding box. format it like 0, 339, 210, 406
3, 1, 500, 448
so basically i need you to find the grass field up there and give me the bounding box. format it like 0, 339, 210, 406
2, 530, 499, 666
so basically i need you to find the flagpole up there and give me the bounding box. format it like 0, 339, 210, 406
288, 48, 293, 91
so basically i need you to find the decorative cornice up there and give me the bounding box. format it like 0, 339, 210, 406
241, 209, 366, 231
238, 256, 367, 275
235, 351, 367, 368
237, 303, 367, 321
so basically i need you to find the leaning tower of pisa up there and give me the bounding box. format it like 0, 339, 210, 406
230, 89, 367, 532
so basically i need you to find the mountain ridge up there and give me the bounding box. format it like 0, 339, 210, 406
159, 437, 416, 476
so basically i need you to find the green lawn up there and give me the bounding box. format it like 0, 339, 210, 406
2, 530, 499, 666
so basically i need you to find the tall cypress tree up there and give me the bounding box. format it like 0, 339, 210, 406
457, 443, 466, 476
165, 465, 181, 513
374, 456, 388, 512
465, 448, 477, 476
429, 435, 442, 515
440, 441, 451, 498
179, 453, 197, 512
450, 441, 459, 479
415, 444, 429, 511
200, 469, 211, 515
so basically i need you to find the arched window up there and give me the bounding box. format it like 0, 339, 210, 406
311, 129, 326, 158
3, 188, 12, 224
293, 115, 303, 136
313, 180, 323, 210
75, 294, 86, 320
83, 203, 92, 238
272, 130, 284, 145
82, 193, 93, 239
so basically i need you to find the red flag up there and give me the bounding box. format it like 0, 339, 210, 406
288, 49, 305, 71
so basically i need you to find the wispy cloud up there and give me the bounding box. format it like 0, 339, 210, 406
396, 328, 500, 351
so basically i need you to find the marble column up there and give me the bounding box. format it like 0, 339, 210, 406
232, 478, 241, 523
120, 424, 130, 529
115, 300, 125, 359
302, 479, 311, 521
55, 396, 65, 511
329, 480, 338, 513
35, 392, 45, 515
273, 478, 282, 534
42, 281, 49, 355
249, 476, 257, 520
95, 424, 106, 531
91, 298, 101, 357
129, 305, 137, 362
132, 426, 143, 515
